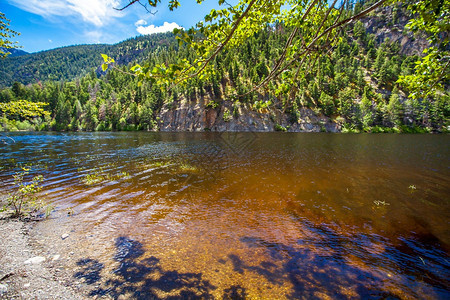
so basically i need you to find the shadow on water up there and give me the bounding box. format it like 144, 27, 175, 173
232, 237, 395, 299
233, 220, 450, 299
74, 230, 449, 299
74, 236, 247, 299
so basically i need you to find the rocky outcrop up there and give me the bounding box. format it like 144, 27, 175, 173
361, 4, 429, 56
157, 98, 341, 132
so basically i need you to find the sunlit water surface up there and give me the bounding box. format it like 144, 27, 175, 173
1, 132, 449, 299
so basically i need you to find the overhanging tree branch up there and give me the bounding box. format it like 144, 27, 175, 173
171, 0, 259, 86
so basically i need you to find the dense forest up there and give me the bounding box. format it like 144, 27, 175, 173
0, 34, 174, 87
0, 2, 448, 133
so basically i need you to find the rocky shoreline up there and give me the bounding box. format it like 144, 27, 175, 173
0, 216, 82, 299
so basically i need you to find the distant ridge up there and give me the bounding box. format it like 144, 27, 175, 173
0, 33, 175, 87
0, 47, 29, 57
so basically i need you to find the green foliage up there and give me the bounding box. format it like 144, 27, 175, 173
101, 53, 115, 71
398, 47, 449, 99
353, 21, 366, 40
81, 167, 130, 185
4, 168, 49, 218
0, 12, 20, 58
252, 100, 271, 113
0, 33, 176, 87
397, 0, 450, 99
386, 92, 403, 126
232, 101, 240, 117
0, 99, 49, 120
222, 108, 232, 122
359, 92, 374, 128
206, 100, 219, 109
274, 124, 287, 132
118, 0, 390, 93
0, 1, 447, 133
398, 124, 431, 134
337, 87, 358, 121
318, 92, 336, 116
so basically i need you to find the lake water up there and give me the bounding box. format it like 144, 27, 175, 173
1, 132, 449, 299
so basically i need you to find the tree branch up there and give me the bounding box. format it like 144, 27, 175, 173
426, 59, 450, 94
115, 0, 158, 14
237, 0, 320, 96
171, 0, 259, 87
237, 0, 385, 98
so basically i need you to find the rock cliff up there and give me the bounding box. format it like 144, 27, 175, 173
361, 4, 429, 56
157, 98, 340, 132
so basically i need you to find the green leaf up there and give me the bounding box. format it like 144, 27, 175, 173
130, 64, 141, 72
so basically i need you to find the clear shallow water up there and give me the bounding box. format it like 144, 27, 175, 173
1, 132, 449, 299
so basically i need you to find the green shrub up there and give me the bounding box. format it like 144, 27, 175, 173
3, 168, 51, 218
399, 125, 430, 133
38, 123, 49, 131
342, 123, 360, 133
233, 101, 240, 117
96, 122, 106, 131
274, 124, 287, 131
16, 120, 33, 131
206, 100, 219, 109
223, 109, 232, 122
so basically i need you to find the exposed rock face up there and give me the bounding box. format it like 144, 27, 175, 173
157, 98, 341, 132
361, 5, 429, 56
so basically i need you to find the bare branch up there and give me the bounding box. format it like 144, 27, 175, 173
115, 0, 158, 14
111, 65, 136, 77
115, 0, 140, 11
223, 0, 234, 9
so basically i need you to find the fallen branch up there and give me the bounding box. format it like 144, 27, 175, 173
0, 272, 13, 282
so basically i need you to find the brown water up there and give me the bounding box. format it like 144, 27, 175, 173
1, 132, 449, 299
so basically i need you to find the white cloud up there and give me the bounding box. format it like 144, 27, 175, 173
8, 0, 122, 26
85, 30, 103, 43
136, 21, 183, 35
48, 39, 53, 43
134, 19, 147, 27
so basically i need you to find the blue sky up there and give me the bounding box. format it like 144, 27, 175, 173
1, 0, 223, 53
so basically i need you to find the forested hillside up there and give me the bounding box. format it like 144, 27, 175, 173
0, 47, 28, 58
0, 34, 175, 87
0, 2, 448, 133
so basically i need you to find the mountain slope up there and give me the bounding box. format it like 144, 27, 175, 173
0, 47, 29, 57
0, 33, 176, 87
0, 2, 447, 133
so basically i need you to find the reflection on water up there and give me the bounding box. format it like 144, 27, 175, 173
0, 132, 449, 299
